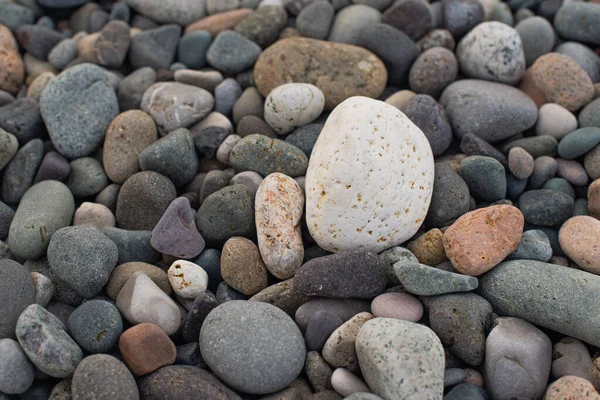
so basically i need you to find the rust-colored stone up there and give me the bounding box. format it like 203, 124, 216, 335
519, 67, 547, 108
119, 323, 176, 376
0, 24, 24, 95
559, 215, 600, 275
185, 9, 253, 36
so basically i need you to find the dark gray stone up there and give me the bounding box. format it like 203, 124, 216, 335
293, 250, 387, 299
445, 383, 489, 400
37, 0, 89, 7
175, 342, 206, 368
294, 298, 371, 332
0, 259, 35, 339
68, 300, 122, 353
117, 67, 157, 111
557, 127, 600, 159
15, 24, 63, 60
200, 301, 305, 395
1, 138, 43, 205
71, 354, 138, 400
151, 197, 205, 258
48, 225, 118, 298
542, 177, 575, 199
518, 189, 574, 227
66, 157, 108, 198
234, 6, 288, 48
460, 133, 508, 167
178, 31, 212, 70
193, 249, 222, 292
394, 262, 478, 296
40, 64, 119, 159
194, 126, 230, 158
216, 281, 247, 303
25, 258, 83, 307
129, 24, 181, 70
442, 0, 484, 38
0, 98, 45, 145
181, 291, 219, 343
102, 227, 160, 264
199, 169, 234, 204
402, 95, 452, 156
93, 20, 131, 68
109, 2, 130, 22
46, 301, 75, 332
206, 30, 262, 75
0, 201, 14, 240
528, 156, 558, 189
296, 1, 335, 40
48, 38, 77, 70
444, 368, 468, 387
506, 229, 552, 262
304, 310, 343, 352
95, 183, 121, 212
0, 1, 35, 31
285, 124, 321, 157
33, 151, 70, 184
459, 156, 507, 202
0, 128, 17, 171
381, 0, 434, 41
89, 9, 109, 32
554, 2, 600, 46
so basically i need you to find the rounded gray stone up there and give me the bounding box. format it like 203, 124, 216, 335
128, 24, 181, 70
442, 0, 484, 38
515, 16, 554, 67
117, 67, 157, 111
67, 300, 123, 354
401, 95, 452, 156
0, 128, 18, 172
71, 354, 139, 400
518, 189, 574, 227
102, 227, 159, 265
200, 301, 306, 395
48, 39, 77, 70
394, 262, 478, 296
178, 31, 212, 70
0, 260, 35, 340
1, 138, 44, 205
234, 5, 288, 48
285, 124, 321, 157
215, 78, 242, 117
459, 155, 507, 202
40, 63, 119, 159
554, 2, 600, 46
15, 24, 63, 61
557, 127, 600, 160
0, 97, 44, 145
0, 338, 34, 394
0, 1, 35, 31
426, 162, 470, 228
328, 4, 381, 45
66, 157, 108, 198
507, 229, 552, 262
206, 30, 262, 75
579, 97, 600, 129
296, 1, 335, 40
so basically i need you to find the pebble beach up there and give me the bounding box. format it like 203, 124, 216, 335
0, 0, 600, 399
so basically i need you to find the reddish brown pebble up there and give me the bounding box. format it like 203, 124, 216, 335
0, 24, 24, 95
520, 67, 547, 108
443, 205, 524, 276
119, 322, 176, 376
531, 53, 594, 112
185, 9, 253, 36
544, 376, 600, 400
406, 228, 448, 266
559, 216, 600, 275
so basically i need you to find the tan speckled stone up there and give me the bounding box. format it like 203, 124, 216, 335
588, 179, 600, 220
559, 216, 600, 275
256, 173, 304, 279
0, 24, 24, 95
185, 9, 253, 36
106, 262, 171, 300
322, 312, 374, 373
544, 376, 600, 400
221, 236, 268, 295
443, 205, 524, 276
406, 228, 448, 266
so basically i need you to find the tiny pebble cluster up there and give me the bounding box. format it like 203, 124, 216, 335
0, 0, 599, 399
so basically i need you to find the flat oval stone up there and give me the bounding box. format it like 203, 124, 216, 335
71, 354, 138, 400
296, 1, 335, 40
558, 127, 600, 160
185, 9, 252, 36
554, 2, 600, 46
40, 63, 119, 159
254, 38, 387, 110
516, 16, 555, 67
206, 30, 262, 75
306, 96, 434, 253
0, 260, 35, 340
294, 298, 371, 332
119, 322, 176, 376
442, 0, 484, 38
264, 83, 325, 135
559, 216, 600, 275
519, 189, 574, 227
0, 338, 34, 394
370, 292, 423, 322
1, 138, 44, 205
235, 5, 288, 48
443, 205, 524, 276
440, 79, 538, 143
356, 318, 444, 399
229, 134, 308, 177
394, 262, 479, 296
221, 237, 269, 295
256, 173, 304, 279
16, 304, 83, 378
508, 147, 534, 180
8, 181, 74, 261
200, 301, 305, 395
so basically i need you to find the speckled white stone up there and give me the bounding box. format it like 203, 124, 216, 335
255, 173, 305, 279
457, 22, 526, 85
305, 96, 434, 253
264, 83, 325, 135
167, 260, 209, 299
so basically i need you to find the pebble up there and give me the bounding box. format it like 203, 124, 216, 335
103, 227, 159, 264
235, 5, 288, 48
558, 127, 600, 160
249, 278, 311, 316
426, 163, 470, 227
556, 42, 600, 84
552, 337, 594, 380
185, 9, 252, 36
406, 228, 448, 266
0, 98, 44, 145
194, 126, 230, 159
459, 156, 506, 202
119, 322, 176, 376
229, 134, 308, 177
123, 0, 205, 26
206, 30, 262, 75
215, 78, 242, 116
0, 260, 35, 340
15, 24, 63, 61
328, 4, 380, 45
383, 0, 433, 41
484, 317, 552, 400
0, 24, 23, 95
177, 31, 211, 69
304, 310, 344, 352
167, 260, 208, 299
103, 110, 157, 184
199, 169, 234, 203
141, 129, 198, 187
529, 156, 558, 189
519, 189, 574, 227
237, 115, 274, 138
293, 250, 387, 299
68, 302, 121, 354
395, 262, 478, 296
254, 38, 386, 110
330, 368, 370, 397
117, 67, 156, 111
440, 79, 537, 142
200, 301, 305, 395
66, 157, 108, 198
370, 292, 424, 321
322, 312, 373, 372
16, 304, 83, 378
255, 173, 304, 279
580, 98, 600, 129
9, 181, 74, 261
180, 291, 219, 342
0, 338, 34, 394
479, 260, 600, 347
356, 318, 444, 399
445, 368, 468, 387
264, 83, 325, 135
116, 171, 177, 230
0, 1, 35, 31
507, 229, 552, 262
174, 69, 223, 92
408, 48, 457, 99
33, 151, 70, 184
444, 383, 489, 400
305, 351, 333, 392
1, 138, 43, 205
442, 0, 484, 38
129, 24, 181, 70
515, 16, 555, 67
559, 216, 600, 274
554, 2, 600, 46
27, 71, 54, 99
536, 103, 578, 140
296, 1, 335, 40
71, 354, 139, 400
545, 376, 600, 400
508, 147, 534, 179
443, 205, 524, 276
141, 82, 214, 134
402, 95, 452, 157
0, 128, 17, 172
30, 272, 54, 307
504, 135, 559, 159
106, 262, 170, 301
116, 271, 181, 335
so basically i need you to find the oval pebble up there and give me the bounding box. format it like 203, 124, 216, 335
370, 292, 423, 322
536, 103, 577, 140
559, 216, 600, 275
167, 260, 208, 299
264, 83, 325, 135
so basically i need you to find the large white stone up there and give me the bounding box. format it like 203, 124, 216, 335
264, 83, 325, 135
305, 96, 434, 253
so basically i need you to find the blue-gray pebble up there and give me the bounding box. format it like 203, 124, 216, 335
129, 24, 182, 70
557, 127, 600, 159
507, 229, 552, 262
459, 156, 507, 202
519, 189, 574, 227
207, 30, 262, 75
68, 300, 122, 353
178, 31, 212, 70
0, 260, 35, 339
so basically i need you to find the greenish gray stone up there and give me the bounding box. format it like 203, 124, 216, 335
234, 6, 288, 48
206, 30, 262, 75
8, 181, 74, 260
557, 127, 600, 160
0, 128, 18, 171
68, 300, 123, 354
459, 156, 506, 202
542, 177, 575, 199
579, 98, 600, 128
103, 227, 160, 264
379, 246, 418, 286
502, 135, 558, 158
518, 189, 574, 227
71, 354, 138, 400
0, 0, 35, 31
554, 2, 600, 46
427, 162, 470, 227
394, 262, 478, 296
479, 260, 600, 347
507, 229, 552, 262
178, 31, 212, 70
0, 260, 35, 339
230, 134, 308, 177
67, 157, 108, 198
1, 138, 43, 205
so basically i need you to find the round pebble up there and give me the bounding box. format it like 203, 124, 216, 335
264, 83, 325, 135
370, 292, 423, 322
67, 300, 123, 353
71, 354, 139, 400
409, 47, 458, 98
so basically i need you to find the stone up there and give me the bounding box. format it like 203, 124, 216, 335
1, 138, 43, 205
27, 71, 55, 100
0, 98, 44, 145
206, 30, 261, 75
580, 98, 600, 129
255, 173, 304, 279
426, 163, 470, 227
40, 63, 118, 159
328, 4, 380, 45
0, 1, 35, 31
558, 127, 600, 160
370, 292, 424, 321
215, 78, 242, 116
556, 159, 588, 187
559, 216, 600, 274
174, 69, 223, 92
395, 262, 478, 296
141, 82, 214, 134
177, 31, 211, 70
409, 48, 457, 99
508, 147, 534, 180
516, 16, 555, 67
167, 260, 208, 299
116, 171, 177, 230
381, 0, 433, 41
322, 312, 373, 372
554, 2, 600, 46
330, 368, 370, 397
504, 136, 558, 159
0, 128, 17, 172
48, 39, 77, 70
0, 260, 35, 340
440, 79, 538, 142
254, 38, 387, 110
305, 351, 333, 392
103, 228, 160, 264
545, 376, 600, 400
552, 337, 594, 381
264, 83, 324, 135
116, 271, 181, 335
443, 205, 524, 276
124, 0, 206, 25
249, 278, 310, 315
118, 67, 156, 111
356, 318, 444, 399
484, 317, 552, 400
180, 291, 219, 343
16, 304, 83, 378
186, 8, 252, 36
294, 251, 387, 298
531, 53, 594, 111
0, 25, 24, 95
229, 134, 308, 177
457, 22, 525, 85
66, 157, 108, 198
296, 1, 335, 40
8, 181, 74, 261
401, 95, 452, 156
406, 228, 448, 266
71, 354, 138, 400
151, 197, 205, 258
15, 24, 63, 61
106, 261, 170, 300
93, 20, 130, 68
129, 24, 181, 70
234, 5, 288, 48
459, 156, 506, 202
306, 96, 433, 253
220, 236, 268, 295
194, 126, 230, 158
119, 322, 176, 376
285, 124, 321, 157
304, 310, 344, 352
507, 229, 552, 262
31, 272, 54, 307
200, 301, 305, 394
519, 189, 574, 227
33, 151, 70, 184
103, 110, 157, 184
68, 300, 122, 354
0, 338, 34, 394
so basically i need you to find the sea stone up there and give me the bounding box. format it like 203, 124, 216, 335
559, 216, 600, 275
406, 228, 448, 267
71, 354, 139, 400
356, 318, 444, 399
0, 338, 34, 394
322, 312, 374, 372
123, 0, 207, 26
118, 322, 176, 376
263, 83, 325, 135
394, 262, 479, 296
305, 96, 434, 253
255, 173, 304, 279
167, 260, 208, 299
0, 260, 35, 339
370, 292, 423, 322
185, 9, 252, 36
106, 261, 171, 300
554, 2, 600, 46
254, 38, 387, 110
220, 237, 269, 296
0, 24, 24, 95
443, 205, 524, 276
545, 376, 600, 400
295, 298, 371, 332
